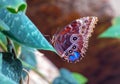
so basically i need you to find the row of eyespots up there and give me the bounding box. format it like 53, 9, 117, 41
64, 33, 80, 56
65, 44, 77, 56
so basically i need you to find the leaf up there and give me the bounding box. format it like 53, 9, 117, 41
0, 0, 27, 13
72, 72, 88, 84
99, 17, 120, 38
1, 52, 22, 83
59, 68, 78, 84
20, 47, 37, 77
0, 32, 7, 44
20, 47, 37, 67
0, 73, 17, 84
53, 77, 70, 84
0, 8, 56, 52
12, 41, 21, 57
0, 53, 2, 71
99, 25, 120, 38
0, 32, 7, 51
0, 53, 17, 84
0, 19, 9, 31
112, 16, 120, 25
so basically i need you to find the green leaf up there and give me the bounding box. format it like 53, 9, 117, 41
0, 19, 9, 31
0, 53, 2, 71
0, 73, 17, 84
20, 47, 37, 67
0, 32, 7, 51
0, 32, 7, 44
20, 47, 37, 77
0, 0, 27, 13
0, 8, 56, 52
99, 17, 120, 38
72, 72, 88, 84
112, 17, 120, 25
12, 41, 21, 57
99, 25, 120, 38
53, 77, 70, 84
59, 68, 78, 84
1, 52, 22, 83
0, 53, 16, 84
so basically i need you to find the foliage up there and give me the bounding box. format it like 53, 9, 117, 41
99, 17, 120, 38
20, 47, 37, 77
53, 68, 88, 84
53, 68, 78, 84
1, 52, 22, 83
0, 53, 17, 84
0, 32, 7, 51
72, 72, 88, 84
0, 0, 56, 83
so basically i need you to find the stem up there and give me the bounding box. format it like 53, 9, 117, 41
21, 60, 51, 84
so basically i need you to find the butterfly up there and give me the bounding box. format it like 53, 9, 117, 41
52, 16, 98, 63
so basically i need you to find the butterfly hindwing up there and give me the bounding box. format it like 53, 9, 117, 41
52, 16, 98, 63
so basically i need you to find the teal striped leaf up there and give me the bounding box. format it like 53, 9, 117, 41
0, 8, 56, 52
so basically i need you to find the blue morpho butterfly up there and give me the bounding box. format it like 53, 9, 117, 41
52, 16, 98, 63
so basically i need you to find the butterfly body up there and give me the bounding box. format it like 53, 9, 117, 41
52, 16, 98, 63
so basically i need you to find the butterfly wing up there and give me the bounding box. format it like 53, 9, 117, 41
52, 16, 98, 63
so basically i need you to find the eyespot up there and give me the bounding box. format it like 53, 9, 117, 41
65, 52, 68, 56
72, 45, 76, 49
70, 34, 79, 43
73, 37, 77, 40
69, 50, 72, 53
